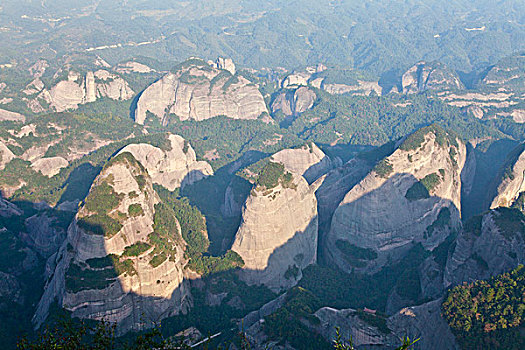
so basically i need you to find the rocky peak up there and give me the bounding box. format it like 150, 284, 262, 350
34, 152, 191, 333
214, 57, 236, 75
402, 61, 464, 94
270, 142, 340, 184
271, 86, 316, 117
36, 69, 134, 112
325, 125, 466, 273
134, 58, 268, 125
118, 134, 213, 190
488, 142, 525, 209
231, 161, 318, 291
444, 208, 525, 288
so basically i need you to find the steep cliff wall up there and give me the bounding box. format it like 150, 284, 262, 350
34, 152, 191, 333
326, 125, 466, 273
118, 134, 213, 190
231, 162, 318, 291
134, 58, 268, 124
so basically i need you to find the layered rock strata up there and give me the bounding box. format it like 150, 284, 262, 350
118, 134, 213, 190
326, 126, 466, 273
34, 152, 191, 333
134, 58, 268, 124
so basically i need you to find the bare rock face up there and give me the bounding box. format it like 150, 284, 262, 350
118, 134, 213, 190
387, 299, 459, 350
0, 140, 16, 170
488, 143, 525, 209
0, 108, 26, 122
214, 57, 236, 75
39, 70, 134, 112
29, 59, 49, 78
314, 307, 398, 348
271, 143, 340, 184
322, 80, 382, 96
31, 156, 69, 177
0, 196, 22, 217
280, 70, 382, 96
402, 61, 464, 94
34, 152, 191, 333
315, 157, 372, 241
271, 86, 316, 117
326, 126, 466, 273
24, 213, 67, 258
134, 58, 268, 124
115, 61, 156, 74
444, 208, 525, 288
281, 72, 310, 88
231, 165, 318, 291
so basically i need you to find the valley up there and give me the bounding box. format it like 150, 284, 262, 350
0, 1, 524, 349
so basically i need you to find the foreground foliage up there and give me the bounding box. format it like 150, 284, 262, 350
442, 265, 525, 349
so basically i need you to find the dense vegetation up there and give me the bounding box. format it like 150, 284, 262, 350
442, 265, 525, 349
154, 185, 244, 275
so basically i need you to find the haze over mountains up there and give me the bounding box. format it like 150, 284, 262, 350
0, 1, 525, 349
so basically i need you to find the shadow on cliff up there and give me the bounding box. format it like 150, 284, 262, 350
234, 215, 319, 292
322, 172, 461, 274
180, 150, 267, 255
314, 172, 462, 314
461, 138, 519, 219
33, 216, 193, 336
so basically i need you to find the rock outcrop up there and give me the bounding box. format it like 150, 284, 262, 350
231, 163, 318, 291
387, 299, 459, 350
23, 212, 67, 258
134, 58, 268, 124
0, 140, 16, 170
0, 196, 22, 217
31, 156, 69, 177
402, 61, 464, 94
326, 125, 466, 273
0, 108, 25, 122
488, 143, 525, 209
34, 152, 191, 333
214, 57, 236, 75
115, 61, 156, 74
271, 86, 316, 117
312, 300, 458, 350
38, 70, 134, 112
444, 208, 525, 287
271, 143, 340, 184
314, 307, 398, 348
118, 134, 213, 190
280, 69, 382, 96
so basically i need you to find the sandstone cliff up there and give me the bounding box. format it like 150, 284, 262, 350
387, 299, 459, 350
34, 152, 191, 333
326, 125, 466, 273
0, 140, 16, 170
488, 143, 525, 209
280, 68, 382, 96
118, 134, 213, 190
231, 162, 318, 291
402, 61, 464, 94
444, 208, 525, 288
271, 86, 316, 117
134, 58, 268, 124
38, 70, 134, 112
271, 143, 340, 184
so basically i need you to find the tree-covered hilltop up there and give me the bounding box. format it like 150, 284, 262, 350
1, 0, 523, 76
442, 265, 525, 349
